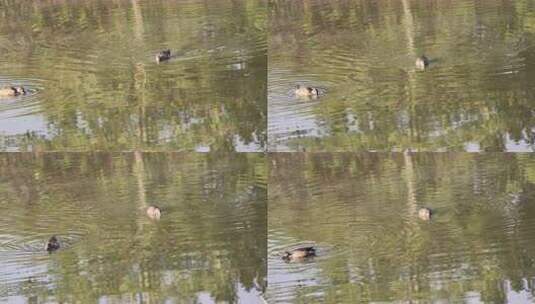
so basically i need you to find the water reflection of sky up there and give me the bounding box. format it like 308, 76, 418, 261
0, 109, 47, 136
3, 283, 265, 304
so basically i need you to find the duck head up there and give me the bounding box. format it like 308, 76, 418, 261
13, 86, 26, 95
147, 205, 161, 220
418, 208, 432, 220
156, 49, 172, 63
282, 251, 292, 261
415, 55, 430, 70
46, 236, 60, 252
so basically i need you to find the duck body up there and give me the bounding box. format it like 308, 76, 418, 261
0, 86, 26, 97
156, 49, 171, 63
46, 236, 60, 252
418, 207, 432, 220
146, 205, 161, 220
282, 246, 316, 261
295, 85, 320, 98
415, 55, 430, 70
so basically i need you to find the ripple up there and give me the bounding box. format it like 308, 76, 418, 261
0, 0, 266, 152
0, 153, 266, 302
269, 0, 535, 152
268, 153, 535, 303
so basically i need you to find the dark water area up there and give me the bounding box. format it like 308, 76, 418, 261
0, 152, 266, 303
269, 0, 535, 152
0, 0, 267, 152
268, 153, 535, 303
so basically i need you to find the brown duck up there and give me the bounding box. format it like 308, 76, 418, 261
282, 246, 316, 262
156, 49, 171, 63
146, 205, 161, 220
418, 207, 432, 220
295, 85, 320, 98
415, 55, 430, 70
0, 86, 26, 97
45, 236, 60, 253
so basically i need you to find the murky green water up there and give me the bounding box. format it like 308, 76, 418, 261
0, 153, 266, 303
269, 0, 535, 152
0, 0, 266, 152
268, 153, 535, 303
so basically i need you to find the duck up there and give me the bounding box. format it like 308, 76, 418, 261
418, 207, 432, 220
156, 49, 172, 63
415, 55, 430, 70
282, 246, 316, 262
45, 236, 60, 252
0, 86, 26, 97
146, 205, 161, 220
295, 85, 320, 98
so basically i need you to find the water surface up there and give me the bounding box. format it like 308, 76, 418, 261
0, 0, 266, 152
0, 152, 266, 303
269, 0, 535, 151
268, 153, 535, 303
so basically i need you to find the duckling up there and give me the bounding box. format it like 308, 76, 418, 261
295, 85, 320, 98
146, 205, 161, 220
282, 246, 316, 262
418, 207, 432, 221
0, 86, 26, 97
155, 49, 171, 63
415, 55, 430, 70
45, 236, 60, 253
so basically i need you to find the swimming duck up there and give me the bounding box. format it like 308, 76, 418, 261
0, 86, 26, 97
282, 246, 316, 261
418, 207, 432, 220
45, 236, 60, 252
295, 85, 320, 98
156, 49, 171, 63
146, 205, 161, 220
415, 55, 430, 70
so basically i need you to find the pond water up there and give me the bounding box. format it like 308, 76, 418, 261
268, 153, 535, 303
0, 152, 266, 303
0, 0, 266, 152
268, 0, 535, 152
